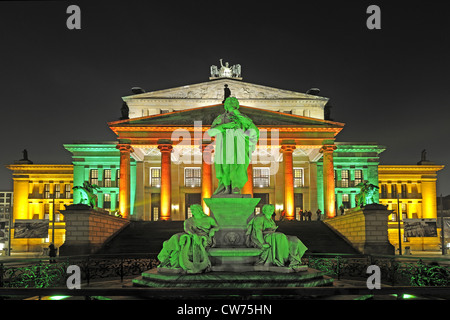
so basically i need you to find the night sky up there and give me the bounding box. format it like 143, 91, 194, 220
0, 1, 449, 195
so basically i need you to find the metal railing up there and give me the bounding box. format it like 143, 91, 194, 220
0, 253, 159, 288
303, 253, 450, 286
1, 253, 449, 299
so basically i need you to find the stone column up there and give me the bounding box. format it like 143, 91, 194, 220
281, 144, 296, 220
117, 144, 133, 219
321, 145, 337, 218
241, 163, 253, 196
158, 140, 173, 221
135, 161, 145, 220
201, 142, 214, 215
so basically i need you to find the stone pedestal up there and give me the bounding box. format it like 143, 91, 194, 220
324, 203, 395, 255
59, 204, 129, 256
134, 268, 332, 288
204, 195, 260, 248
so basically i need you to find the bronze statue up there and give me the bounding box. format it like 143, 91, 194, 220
245, 204, 308, 268
157, 204, 219, 274
355, 182, 379, 207
207, 97, 259, 195
73, 181, 100, 208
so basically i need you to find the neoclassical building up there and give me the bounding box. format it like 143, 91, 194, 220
6, 69, 444, 253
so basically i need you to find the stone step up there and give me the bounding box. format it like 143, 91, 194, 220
97, 220, 360, 255
133, 268, 334, 288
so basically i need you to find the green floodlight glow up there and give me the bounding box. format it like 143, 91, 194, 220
401, 294, 417, 299
48, 295, 70, 300
392, 293, 418, 299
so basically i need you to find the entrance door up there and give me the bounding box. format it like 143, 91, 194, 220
294, 193, 303, 220
185, 193, 201, 219
253, 193, 269, 215
151, 193, 160, 221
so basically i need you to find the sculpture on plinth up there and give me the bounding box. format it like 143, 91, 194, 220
355, 181, 379, 207
157, 204, 219, 274
210, 59, 242, 79
73, 181, 100, 208
207, 97, 259, 195
245, 204, 308, 269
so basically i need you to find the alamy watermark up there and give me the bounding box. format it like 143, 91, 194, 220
367, 5, 381, 30
171, 121, 281, 173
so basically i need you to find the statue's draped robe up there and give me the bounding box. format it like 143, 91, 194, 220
157, 216, 218, 273
246, 215, 308, 267
209, 111, 259, 190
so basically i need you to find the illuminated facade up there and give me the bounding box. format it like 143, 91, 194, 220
6, 75, 445, 253
6, 164, 73, 252
378, 164, 444, 251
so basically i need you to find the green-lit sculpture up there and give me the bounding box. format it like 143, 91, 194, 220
207, 97, 259, 195
157, 204, 219, 274
73, 181, 99, 208
245, 204, 308, 268
355, 182, 379, 207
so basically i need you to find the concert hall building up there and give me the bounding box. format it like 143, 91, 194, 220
6, 67, 444, 253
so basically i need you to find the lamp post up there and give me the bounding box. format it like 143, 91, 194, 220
7, 198, 12, 256
441, 194, 446, 255
397, 194, 402, 255
52, 191, 56, 244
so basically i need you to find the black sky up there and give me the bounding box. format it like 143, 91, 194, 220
0, 1, 449, 195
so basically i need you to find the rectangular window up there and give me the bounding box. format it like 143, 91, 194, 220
381, 184, 387, 198
391, 184, 398, 198
150, 168, 161, 187
293, 168, 304, 188
342, 194, 350, 209
65, 184, 71, 199
354, 170, 363, 185
253, 167, 270, 188
401, 184, 407, 198
341, 170, 349, 188
103, 193, 111, 210
104, 169, 111, 187
44, 184, 51, 199
153, 207, 159, 221
184, 168, 201, 187
54, 184, 60, 199
89, 169, 98, 186
44, 203, 50, 219
401, 203, 407, 219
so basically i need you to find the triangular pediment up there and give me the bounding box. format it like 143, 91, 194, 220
109, 104, 343, 128
123, 78, 328, 102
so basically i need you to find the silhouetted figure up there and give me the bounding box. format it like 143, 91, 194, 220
120, 102, 129, 120
222, 84, 231, 103
15, 149, 33, 164
22, 149, 28, 161
316, 209, 322, 221
421, 149, 427, 161
48, 243, 57, 263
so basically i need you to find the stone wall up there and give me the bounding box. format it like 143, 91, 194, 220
59, 205, 129, 256
324, 204, 395, 255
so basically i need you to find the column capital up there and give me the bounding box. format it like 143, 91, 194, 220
116, 144, 134, 153
158, 144, 173, 153
320, 145, 337, 153
281, 144, 296, 153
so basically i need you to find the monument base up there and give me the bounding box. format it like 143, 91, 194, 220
133, 268, 332, 289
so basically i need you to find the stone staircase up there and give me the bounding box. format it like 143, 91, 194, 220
97, 220, 359, 255
276, 221, 359, 254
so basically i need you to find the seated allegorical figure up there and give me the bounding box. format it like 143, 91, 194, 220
157, 204, 219, 274
245, 204, 308, 268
